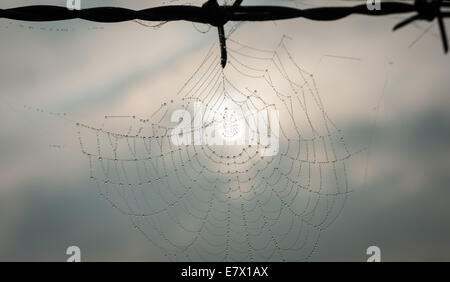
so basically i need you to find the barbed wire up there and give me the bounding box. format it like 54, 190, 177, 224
1, 0, 449, 67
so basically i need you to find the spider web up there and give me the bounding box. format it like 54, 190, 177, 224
75, 35, 365, 261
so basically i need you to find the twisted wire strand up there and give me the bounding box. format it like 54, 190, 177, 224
1, 1, 449, 64
0, 3, 417, 23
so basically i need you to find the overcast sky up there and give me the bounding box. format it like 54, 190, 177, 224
1, 0, 450, 261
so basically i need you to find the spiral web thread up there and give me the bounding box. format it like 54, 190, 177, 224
75, 36, 366, 261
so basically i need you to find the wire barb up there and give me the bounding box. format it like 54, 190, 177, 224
393, 0, 450, 53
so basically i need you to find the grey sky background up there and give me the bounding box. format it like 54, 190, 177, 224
0, 0, 450, 261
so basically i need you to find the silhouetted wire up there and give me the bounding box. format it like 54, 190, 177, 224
1, 0, 449, 66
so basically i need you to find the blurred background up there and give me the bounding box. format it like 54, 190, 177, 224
1, 0, 450, 261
